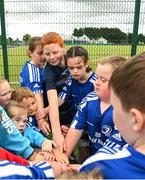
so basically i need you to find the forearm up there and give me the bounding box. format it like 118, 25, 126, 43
65, 128, 83, 157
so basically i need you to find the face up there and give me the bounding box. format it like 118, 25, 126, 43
110, 89, 134, 145
67, 57, 88, 81
0, 81, 12, 107
43, 43, 64, 66
21, 97, 38, 116
94, 63, 113, 102
11, 107, 28, 133
29, 46, 46, 67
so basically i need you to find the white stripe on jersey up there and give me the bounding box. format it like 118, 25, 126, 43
0, 162, 32, 177
27, 63, 40, 82
28, 63, 33, 82
80, 147, 131, 169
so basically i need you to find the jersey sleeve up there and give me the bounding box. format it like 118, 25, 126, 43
24, 127, 46, 148
59, 76, 72, 102
70, 98, 88, 130
0, 160, 54, 179
20, 62, 44, 94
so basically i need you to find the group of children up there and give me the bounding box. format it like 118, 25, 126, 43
0, 31, 145, 179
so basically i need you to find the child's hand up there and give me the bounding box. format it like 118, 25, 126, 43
41, 151, 55, 161
36, 107, 49, 119
53, 148, 69, 165
37, 119, 50, 135
61, 125, 69, 137
42, 139, 56, 152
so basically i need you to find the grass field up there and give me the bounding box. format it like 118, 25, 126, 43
0, 44, 144, 88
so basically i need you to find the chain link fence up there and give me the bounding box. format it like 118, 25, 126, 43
0, 0, 145, 87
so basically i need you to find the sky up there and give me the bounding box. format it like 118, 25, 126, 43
2, 0, 145, 40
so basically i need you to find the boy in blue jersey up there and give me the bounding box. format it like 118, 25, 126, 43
19, 36, 50, 135
80, 52, 145, 179
65, 56, 126, 158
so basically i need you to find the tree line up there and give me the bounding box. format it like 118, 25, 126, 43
0, 27, 145, 46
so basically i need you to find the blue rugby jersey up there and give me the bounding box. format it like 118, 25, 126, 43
19, 61, 44, 94
80, 145, 145, 179
0, 160, 54, 179
70, 91, 114, 155
59, 72, 96, 109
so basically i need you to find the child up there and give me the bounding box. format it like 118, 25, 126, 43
58, 46, 96, 121
65, 56, 126, 158
79, 52, 145, 178
40, 32, 74, 152
19, 36, 50, 135
5, 100, 56, 160
0, 79, 12, 107
11, 86, 46, 134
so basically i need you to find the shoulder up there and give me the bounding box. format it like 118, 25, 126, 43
80, 146, 131, 171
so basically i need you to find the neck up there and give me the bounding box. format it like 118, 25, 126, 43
79, 71, 90, 83
100, 100, 111, 113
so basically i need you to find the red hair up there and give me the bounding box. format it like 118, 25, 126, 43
41, 32, 64, 48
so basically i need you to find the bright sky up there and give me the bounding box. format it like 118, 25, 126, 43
2, 0, 145, 40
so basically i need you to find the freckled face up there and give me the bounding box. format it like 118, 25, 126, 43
43, 43, 65, 66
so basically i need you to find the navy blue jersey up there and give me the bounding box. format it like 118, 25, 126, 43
0, 160, 54, 179
20, 61, 44, 94
71, 91, 114, 155
59, 72, 96, 109
44, 63, 75, 125
80, 145, 145, 179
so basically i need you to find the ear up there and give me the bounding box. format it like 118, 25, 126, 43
130, 108, 145, 132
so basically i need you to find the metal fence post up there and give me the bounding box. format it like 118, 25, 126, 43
0, 0, 9, 80
131, 0, 141, 56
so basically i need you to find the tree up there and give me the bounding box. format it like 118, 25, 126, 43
23, 34, 31, 45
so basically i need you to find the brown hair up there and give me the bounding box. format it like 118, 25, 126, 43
41, 32, 64, 48
65, 46, 91, 72
109, 52, 145, 112
5, 100, 27, 119
28, 36, 41, 53
98, 55, 126, 70
130, 51, 145, 61
11, 87, 35, 103
57, 168, 103, 179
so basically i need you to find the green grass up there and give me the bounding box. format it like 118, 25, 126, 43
0, 44, 144, 88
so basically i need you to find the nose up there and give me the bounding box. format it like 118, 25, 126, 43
95, 78, 101, 86
73, 68, 78, 73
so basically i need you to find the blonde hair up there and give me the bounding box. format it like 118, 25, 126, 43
98, 55, 126, 70
57, 168, 103, 179
5, 100, 27, 119
11, 87, 35, 103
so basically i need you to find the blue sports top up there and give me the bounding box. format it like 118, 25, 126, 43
59, 72, 96, 109
0, 160, 54, 179
20, 61, 44, 94
80, 145, 145, 179
70, 91, 114, 155
0, 106, 34, 159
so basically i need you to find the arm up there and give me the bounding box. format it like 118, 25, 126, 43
47, 89, 65, 152
35, 93, 50, 134
65, 128, 83, 157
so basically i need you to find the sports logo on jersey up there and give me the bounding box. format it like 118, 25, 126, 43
33, 83, 40, 88
102, 125, 112, 136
